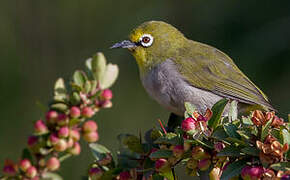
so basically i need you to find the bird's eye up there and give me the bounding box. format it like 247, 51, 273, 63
140, 34, 154, 47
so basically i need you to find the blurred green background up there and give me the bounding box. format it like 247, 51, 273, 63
0, 0, 290, 179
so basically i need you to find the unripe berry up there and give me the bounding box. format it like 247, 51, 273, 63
182, 117, 197, 132
82, 120, 98, 132
26, 166, 37, 178
89, 167, 103, 180
28, 136, 38, 147
192, 146, 209, 160
49, 133, 59, 145
69, 142, 81, 155
53, 139, 67, 152
70, 106, 81, 118
198, 159, 211, 171
69, 129, 80, 141
46, 157, 60, 171
58, 126, 69, 138
83, 131, 99, 143
155, 158, 170, 172
101, 89, 113, 100
34, 120, 48, 134
19, 159, 31, 172
46, 110, 58, 124
81, 107, 95, 118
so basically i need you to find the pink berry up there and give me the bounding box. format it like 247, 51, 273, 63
69, 129, 80, 141
241, 166, 264, 180
34, 120, 48, 134
101, 100, 112, 108
53, 139, 67, 152
57, 114, 68, 126
82, 120, 98, 132
66, 138, 74, 148
46, 157, 60, 171
49, 133, 59, 145
173, 145, 184, 158
101, 89, 113, 100
58, 126, 69, 138
19, 159, 31, 172
83, 131, 99, 143
69, 142, 81, 155
119, 171, 131, 180
26, 166, 37, 178
89, 167, 103, 179
81, 107, 95, 118
214, 142, 225, 152
28, 136, 38, 147
46, 110, 58, 124
182, 117, 197, 132
155, 158, 169, 172
70, 106, 81, 118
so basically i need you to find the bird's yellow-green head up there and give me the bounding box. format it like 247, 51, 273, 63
111, 21, 187, 74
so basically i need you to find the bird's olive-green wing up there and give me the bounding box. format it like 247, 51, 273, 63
175, 41, 274, 110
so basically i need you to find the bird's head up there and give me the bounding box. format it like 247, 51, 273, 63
111, 21, 186, 74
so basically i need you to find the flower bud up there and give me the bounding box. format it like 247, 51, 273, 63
101, 89, 113, 100
53, 139, 67, 152
89, 167, 103, 180
46, 110, 58, 124
198, 159, 211, 171
49, 133, 59, 145
192, 146, 209, 160
69, 142, 81, 155
19, 159, 31, 172
182, 117, 197, 132
81, 107, 95, 118
97, 153, 112, 166
26, 166, 37, 178
119, 171, 132, 180
2, 159, 18, 177
83, 131, 99, 143
173, 145, 184, 158
82, 120, 98, 132
155, 158, 170, 172
46, 157, 60, 171
214, 142, 225, 152
70, 106, 81, 118
186, 158, 198, 169
34, 120, 48, 134
28, 136, 38, 147
58, 126, 69, 138
69, 129, 80, 141
57, 114, 68, 126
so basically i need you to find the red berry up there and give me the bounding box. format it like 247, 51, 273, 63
26, 166, 37, 178
70, 106, 81, 118
46, 157, 60, 171
82, 120, 98, 132
34, 120, 48, 134
58, 126, 69, 138
19, 159, 31, 172
182, 117, 197, 132
81, 107, 95, 118
83, 131, 99, 143
101, 89, 113, 100
46, 110, 58, 124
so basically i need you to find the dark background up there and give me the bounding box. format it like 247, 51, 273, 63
0, 0, 289, 179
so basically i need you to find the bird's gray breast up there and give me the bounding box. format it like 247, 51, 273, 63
141, 59, 223, 116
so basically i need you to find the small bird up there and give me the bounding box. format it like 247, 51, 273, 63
111, 21, 274, 116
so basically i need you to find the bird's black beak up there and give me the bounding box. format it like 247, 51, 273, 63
110, 40, 137, 49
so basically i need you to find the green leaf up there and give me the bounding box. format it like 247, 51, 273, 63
159, 170, 174, 180
195, 139, 214, 149
225, 137, 247, 146
184, 102, 196, 115
155, 133, 181, 145
100, 63, 119, 89
91, 52, 107, 81
221, 160, 247, 180
89, 143, 111, 161
282, 128, 290, 145
241, 147, 259, 156
271, 128, 283, 144
217, 146, 241, 157
261, 118, 272, 141
50, 103, 68, 112
152, 174, 165, 180
118, 134, 144, 153
70, 92, 81, 105
241, 116, 253, 125
208, 99, 229, 130
270, 162, 290, 171
228, 100, 238, 121
84, 80, 92, 94
54, 78, 66, 95
42, 172, 63, 180
73, 70, 87, 88
149, 149, 173, 159
224, 123, 241, 139
212, 126, 229, 140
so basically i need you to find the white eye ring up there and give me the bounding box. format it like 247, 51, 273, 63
139, 34, 154, 47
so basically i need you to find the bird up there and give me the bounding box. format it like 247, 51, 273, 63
111, 21, 274, 117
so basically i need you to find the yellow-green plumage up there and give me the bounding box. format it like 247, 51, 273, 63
112, 21, 274, 115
